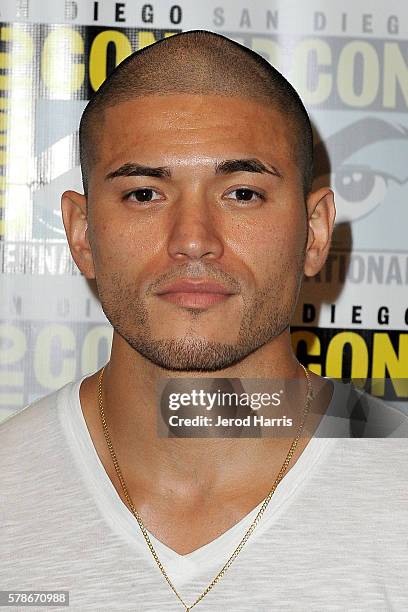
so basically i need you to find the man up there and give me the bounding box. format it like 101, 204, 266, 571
1, 30, 407, 611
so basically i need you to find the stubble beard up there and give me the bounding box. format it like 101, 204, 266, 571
96, 262, 304, 372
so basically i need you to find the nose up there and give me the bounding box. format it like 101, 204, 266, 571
167, 196, 224, 262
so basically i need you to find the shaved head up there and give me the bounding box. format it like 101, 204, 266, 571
79, 29, 313, 196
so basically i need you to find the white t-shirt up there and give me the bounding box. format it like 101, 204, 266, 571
1, 375, 408, 612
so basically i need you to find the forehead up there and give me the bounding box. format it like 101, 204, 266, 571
98, 94, 296, 170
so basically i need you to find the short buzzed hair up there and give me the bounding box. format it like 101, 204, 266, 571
79, 30, 313, 196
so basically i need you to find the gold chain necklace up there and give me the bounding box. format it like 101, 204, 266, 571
97, 364, 313, 611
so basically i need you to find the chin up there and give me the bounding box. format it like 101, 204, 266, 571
125, 335, 254, 372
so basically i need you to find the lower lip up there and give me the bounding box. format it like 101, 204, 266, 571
157, 292, 232, 308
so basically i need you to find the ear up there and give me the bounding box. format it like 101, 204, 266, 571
303, 187, 336, 277
61, 190, 95, 279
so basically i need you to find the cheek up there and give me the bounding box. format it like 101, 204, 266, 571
92, 225, 127, 270
229, 212, 305, 271
89, 213, 160, 273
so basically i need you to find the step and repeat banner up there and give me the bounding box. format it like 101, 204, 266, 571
0, 0, 407, 420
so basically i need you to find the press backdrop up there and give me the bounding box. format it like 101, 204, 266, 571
1, 0, 407, 421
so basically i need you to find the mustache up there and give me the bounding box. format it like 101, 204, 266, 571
148, 261, 242, 295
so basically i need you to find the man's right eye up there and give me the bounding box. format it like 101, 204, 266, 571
126, 188, 162, 203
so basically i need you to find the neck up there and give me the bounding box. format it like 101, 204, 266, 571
83, 330, 321, 502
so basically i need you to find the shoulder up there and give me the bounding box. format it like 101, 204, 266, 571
317, 381, 408, 494
346, 386, 408, 438
0, 380, 79, 464
327, 379, 408, 438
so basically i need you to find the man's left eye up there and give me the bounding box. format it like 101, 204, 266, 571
226, 188, 264, 202
127, 188, 162, 203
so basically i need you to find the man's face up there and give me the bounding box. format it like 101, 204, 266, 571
85, 94, 308, 371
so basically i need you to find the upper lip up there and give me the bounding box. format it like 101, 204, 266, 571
155, 279, 236, 295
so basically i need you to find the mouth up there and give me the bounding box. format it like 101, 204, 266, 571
154, 279, 237, 309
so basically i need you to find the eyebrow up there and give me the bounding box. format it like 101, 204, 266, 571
215, 158, 283, 177
105, 158, 283, 181
105, 162, 171, 180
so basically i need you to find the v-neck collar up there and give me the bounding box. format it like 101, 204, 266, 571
59, 373, 344, 587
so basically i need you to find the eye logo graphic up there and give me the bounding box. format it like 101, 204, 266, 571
32, 132, 81, 240
313, 117, 408, 236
